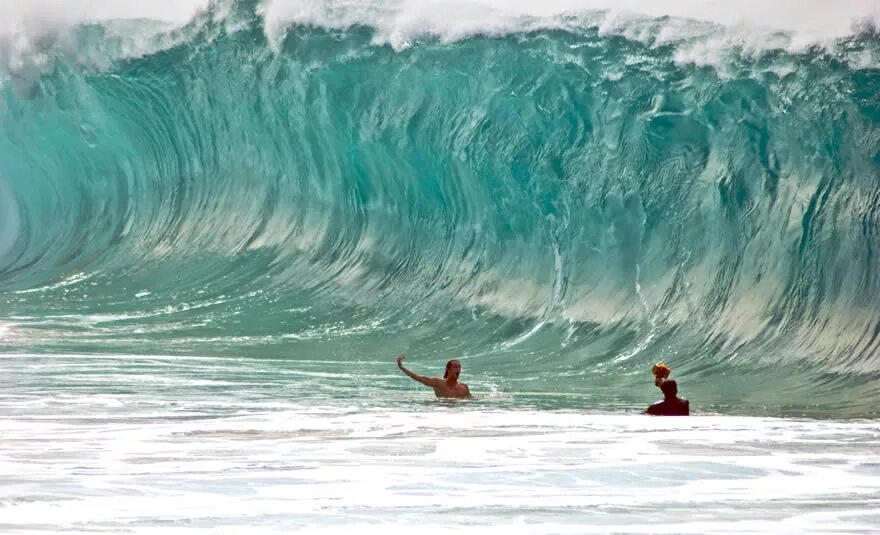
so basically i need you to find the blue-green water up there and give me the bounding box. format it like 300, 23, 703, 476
2, 354, 879, 533
3, 2, 879, 415
1, 2, 880, 531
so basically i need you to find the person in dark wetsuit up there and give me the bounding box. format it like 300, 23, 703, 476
645, 379, 689, 416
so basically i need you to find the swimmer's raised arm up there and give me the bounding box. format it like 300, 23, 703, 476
396, 355, 442, 388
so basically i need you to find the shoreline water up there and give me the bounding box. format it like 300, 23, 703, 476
2, 354, 879, 533
0, 359, 880, 533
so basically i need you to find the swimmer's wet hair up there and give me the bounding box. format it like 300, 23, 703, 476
660, 380, 678, 397
444, 359, 459, 379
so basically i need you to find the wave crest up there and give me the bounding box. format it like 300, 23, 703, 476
1, 3, 879, 415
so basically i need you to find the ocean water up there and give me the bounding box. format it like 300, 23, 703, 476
3, 354, 880, 534
1, 0, 880, 532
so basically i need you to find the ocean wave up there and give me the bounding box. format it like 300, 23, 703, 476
0, 0, 879, 414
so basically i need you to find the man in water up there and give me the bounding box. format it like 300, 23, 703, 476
645, 379, 689, 416
396, 355, 471, 399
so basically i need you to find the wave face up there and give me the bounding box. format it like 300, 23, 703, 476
1, 1, 879, 415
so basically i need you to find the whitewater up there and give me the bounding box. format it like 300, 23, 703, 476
1, 1, 879, 533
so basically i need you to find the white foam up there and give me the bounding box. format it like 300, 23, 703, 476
258, 0, 880, 49
260, 0, 880, 38
1, 0, 877, 35
0, 0, 209, 28
2, 354, 880, 533
0, 0, 877, 54
0, 3, 180, 76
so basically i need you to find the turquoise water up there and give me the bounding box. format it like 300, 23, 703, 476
1, 1, 880, 531
2, 354, 880, 533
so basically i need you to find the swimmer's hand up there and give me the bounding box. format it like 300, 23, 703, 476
396, 355, 441, 388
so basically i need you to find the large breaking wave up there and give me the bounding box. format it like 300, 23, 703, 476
1, 0, 879, 415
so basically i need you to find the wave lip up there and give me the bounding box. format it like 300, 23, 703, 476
3, 0, 879, 35
1, 0, 879, 72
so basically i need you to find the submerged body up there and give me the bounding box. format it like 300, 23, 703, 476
646, 379, 690, 416
396, 355, 471, 399
645, 397, 690, 416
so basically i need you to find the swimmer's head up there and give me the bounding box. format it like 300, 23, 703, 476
660, 379, 678, 398
444, 359, 461, 381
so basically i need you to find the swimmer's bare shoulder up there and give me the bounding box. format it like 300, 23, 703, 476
433, 382, 471, 399
397, 355, 471, 399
